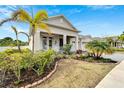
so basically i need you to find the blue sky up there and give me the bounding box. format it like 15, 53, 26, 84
0, 5, 124, 41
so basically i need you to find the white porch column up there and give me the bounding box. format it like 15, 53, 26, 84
63, 35, 67, 45
47, 37, 49, 49
76, 36, 79, 50
34, 31, 41, 52
80, 39, 83, 50
29, 35, 33, 51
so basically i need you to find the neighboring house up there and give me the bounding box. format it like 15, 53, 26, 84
94, 36, 124, 48
78, 35, 92, 51
29, 15, 92, 52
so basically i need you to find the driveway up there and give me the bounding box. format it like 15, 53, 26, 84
96, 60, 124, 88
96, 52, 124, 88
102, 52, 124, 62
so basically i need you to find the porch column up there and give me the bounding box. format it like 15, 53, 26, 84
80, 39, 83, 50
76, 36, 79, 50
47, 37, 49, 49
63, 35, 67, 45
34, 31, 41, 52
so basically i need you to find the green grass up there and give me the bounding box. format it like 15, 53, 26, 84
113, 48, 124, 52
35, 59, 116, 88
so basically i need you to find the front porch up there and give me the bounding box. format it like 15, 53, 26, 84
38, 32, 79, 52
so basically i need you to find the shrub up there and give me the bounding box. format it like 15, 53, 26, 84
55, 53, 66, 60
20, 52, 33, 69
32, 49, 56, 76
0, 52, 8, 62
63, 44, 72, 55
0, 49, 56, 85
76, 49, 83, 54
4, 49, 19, 55
0, 50, 33, 84
4, 48, 31, 55
85, 40, 113, 59
10, 53, 23, 83
21, 48, 31, 53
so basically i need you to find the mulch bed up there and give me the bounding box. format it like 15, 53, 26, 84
71, 54, 117, 63
78, 57, 117, 63
0, 58, 60, 88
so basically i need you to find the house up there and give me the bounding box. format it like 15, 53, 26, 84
102, 36, 124, 48
29, 15, 92, 52
78, 35, 92, 51
92, 36, 124, 48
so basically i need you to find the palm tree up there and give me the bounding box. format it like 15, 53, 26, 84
118, 32, 124, 47
0, 8, 50, 53
105, 37, 114, 47
85, 40, 113, 59
18, 31, 30, 45
11, 26, 21, 52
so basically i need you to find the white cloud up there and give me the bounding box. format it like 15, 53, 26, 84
87, 5, 115, 10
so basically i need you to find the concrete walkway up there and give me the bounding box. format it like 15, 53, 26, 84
96, 60, 124, 88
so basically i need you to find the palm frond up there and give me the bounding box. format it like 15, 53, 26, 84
11, 26, 18, 34
12, 8, 32, 23
18, 31, 30, 42
36, 23, 51, 35
85, 40, 113, 57
34, 10, 48, 23
0, 18, 14, 26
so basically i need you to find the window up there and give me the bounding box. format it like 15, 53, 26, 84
42, 37, 47, 49
49, 37, 52, 48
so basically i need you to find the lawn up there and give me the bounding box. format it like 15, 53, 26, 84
113, 48, 124, 52
35, 59, 117, 88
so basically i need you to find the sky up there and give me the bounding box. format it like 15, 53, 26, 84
0, 5, 124, 41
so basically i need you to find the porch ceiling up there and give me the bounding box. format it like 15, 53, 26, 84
40, 32, 76, 38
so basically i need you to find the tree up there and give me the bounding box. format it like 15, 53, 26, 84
0, 8, 50, 53
0, 37, 27, 46
18, 31, 30, 45
85, 40, 113, 59
0, 37, 13, 46
105, 37, 114, 47
11, 26, 21, 52
118, 32, 124, 46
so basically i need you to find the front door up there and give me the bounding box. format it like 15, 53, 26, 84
49, 37, 52, 48
59, 38, 63, 50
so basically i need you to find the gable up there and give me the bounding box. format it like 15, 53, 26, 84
45, 15, 77, 31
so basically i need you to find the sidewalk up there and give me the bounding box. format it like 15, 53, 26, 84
96, 60, 124, 88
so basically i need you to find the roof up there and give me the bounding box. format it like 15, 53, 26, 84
79, 35, 92, 39
44, 15, 79, 32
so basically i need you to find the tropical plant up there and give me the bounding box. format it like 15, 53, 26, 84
63, 44, 72, 55
32, 49, 55, 76
105, 37, 114, 47
85, 40, 113, 59
118, 32, 124, 46
0, 49, 56, 86
11, 26, 21, 52
18, 31, 30, 45
0, 8, 50, 53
